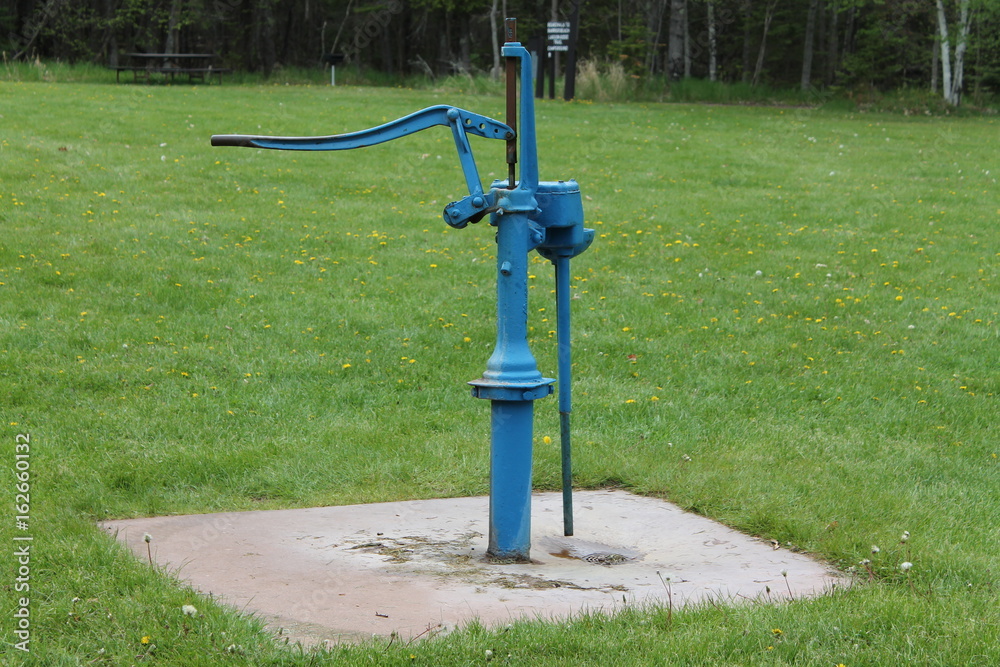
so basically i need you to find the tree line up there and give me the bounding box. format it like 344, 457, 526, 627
3, 0, 998, 105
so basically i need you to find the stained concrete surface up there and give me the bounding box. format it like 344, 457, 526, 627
101, 490, 842, 645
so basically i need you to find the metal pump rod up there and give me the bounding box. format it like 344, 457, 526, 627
505, 18, 517, 187
555, 256, 574, 536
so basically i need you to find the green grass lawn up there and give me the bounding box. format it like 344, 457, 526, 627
1, 79, 998, 665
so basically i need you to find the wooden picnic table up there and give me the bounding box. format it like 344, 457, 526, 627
111, 53, 230, 84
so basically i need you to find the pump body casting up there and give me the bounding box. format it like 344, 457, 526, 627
212, 20, 593, 562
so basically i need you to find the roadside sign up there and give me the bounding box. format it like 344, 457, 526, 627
547, 21, 570, 53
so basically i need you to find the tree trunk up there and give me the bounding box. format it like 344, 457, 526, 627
683, 0, 691, 78
826, 1, 838, 84
164, 0, 183, 55
707, 0, 717, 82
13, 0, 67, 61
647, 0, 668, 76
842, 3, 855, 60
931, 33, 939, 92
551, 0, 560, 77
751, 0, 776, 87
801, 0, 820, 91
104, 0, 119, 66
950, 0, 972, 106
490, 0, 500, 80
459, 14, 471, 73
256, 0, 278, 76
381, 17, 394, 73
936, 0, 954, 103
741, 0, 754, 83
667, 0, 685, 80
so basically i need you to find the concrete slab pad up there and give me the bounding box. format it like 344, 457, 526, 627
100, 490, 842, 645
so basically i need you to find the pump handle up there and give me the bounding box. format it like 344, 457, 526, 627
211, 105, 513, 151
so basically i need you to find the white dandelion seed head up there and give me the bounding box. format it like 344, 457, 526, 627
182, 604, 198, 616
143, 533, 152, 543
871, 545, 880, 554
900, 561, 913, 572
901, 531, 910, 543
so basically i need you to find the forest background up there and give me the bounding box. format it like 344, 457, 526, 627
3, 0, 999, 107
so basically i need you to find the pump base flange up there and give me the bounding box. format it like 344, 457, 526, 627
468, 377, 554, 402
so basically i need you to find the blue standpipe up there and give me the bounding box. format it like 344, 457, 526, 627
211, 18, 592, 563
468, 25, 554, 561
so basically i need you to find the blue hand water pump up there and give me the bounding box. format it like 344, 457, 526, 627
212, 19, 593, 562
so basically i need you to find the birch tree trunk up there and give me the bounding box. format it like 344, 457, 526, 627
490, 0, 500, 80
667, 0, 685, 80
936, 0, 972, 105
751, 0, 776, 87
164, 0, 182, 55
951, 0, 972, 105
937, 0, 955, 102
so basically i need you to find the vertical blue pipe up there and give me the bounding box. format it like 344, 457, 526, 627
482, 209, 540, 385
489, 400, 534, 559
481, 207, 546, 561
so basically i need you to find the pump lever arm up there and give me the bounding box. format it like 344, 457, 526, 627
212, 105, 512, 229
211, 105, 513, 151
